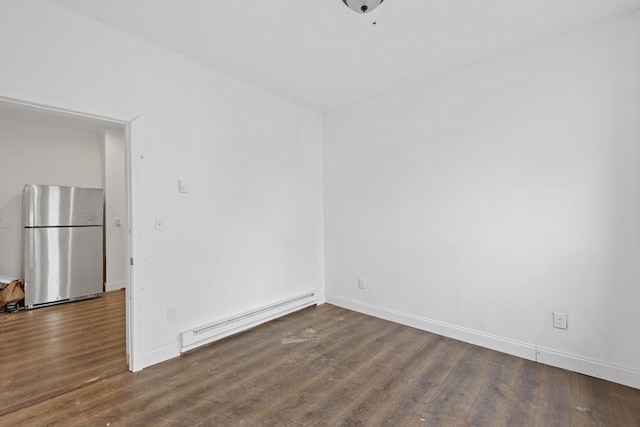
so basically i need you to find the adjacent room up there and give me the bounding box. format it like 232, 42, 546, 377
0, 0, 638, 424
0, 102, 129, 414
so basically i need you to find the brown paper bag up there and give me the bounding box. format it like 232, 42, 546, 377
0, 280, 24, 306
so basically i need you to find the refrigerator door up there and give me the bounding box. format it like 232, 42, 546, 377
23, 184, 104, 227
24, 226, 103, 307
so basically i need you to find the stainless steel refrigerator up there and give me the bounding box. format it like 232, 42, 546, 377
23, 184, 104, 309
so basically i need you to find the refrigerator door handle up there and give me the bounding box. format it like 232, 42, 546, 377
29, 229, 35, 268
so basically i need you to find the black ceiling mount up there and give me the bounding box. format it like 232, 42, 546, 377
342, 0, 384, 14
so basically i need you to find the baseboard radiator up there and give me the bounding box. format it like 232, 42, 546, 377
180, 291, 318, 353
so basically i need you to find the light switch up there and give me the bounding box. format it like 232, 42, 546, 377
155, 217, 165, 231
179, 180, 189, 193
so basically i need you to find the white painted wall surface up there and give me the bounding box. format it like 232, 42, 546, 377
0, 0, 324, 369
0, 115, 103, 278
104, 129, 127, 291
324, 12, 640, 387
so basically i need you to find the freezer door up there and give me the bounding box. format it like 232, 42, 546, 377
24, 227, 103, 307
23, 184, 104, 227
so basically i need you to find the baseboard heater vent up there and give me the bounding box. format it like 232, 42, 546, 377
180, 291, 318, 353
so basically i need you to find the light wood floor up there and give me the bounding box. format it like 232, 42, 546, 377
0, 289, 127, 416
1, 299, 639, 426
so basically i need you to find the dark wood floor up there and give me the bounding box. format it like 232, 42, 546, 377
0, 290, 127, 416
1, 300, 638, 426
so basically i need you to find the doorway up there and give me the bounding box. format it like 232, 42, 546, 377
0, 97, 134, 412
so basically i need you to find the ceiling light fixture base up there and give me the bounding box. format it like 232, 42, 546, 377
342, 0, 384, 14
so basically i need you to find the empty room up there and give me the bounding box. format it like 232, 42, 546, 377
0, 0, 638, 425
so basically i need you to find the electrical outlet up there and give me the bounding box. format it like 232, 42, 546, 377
167, 306, 177, 322
358, 277, 366, 289
553, 312, 568, 330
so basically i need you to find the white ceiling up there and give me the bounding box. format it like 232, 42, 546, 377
50, 0, 640, 112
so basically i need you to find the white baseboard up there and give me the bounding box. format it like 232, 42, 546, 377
536, 347, 640, 389
105, 281, 127, 292
142, 343, 180, 369
325, 293, 639, 389
316, 290, 327, 305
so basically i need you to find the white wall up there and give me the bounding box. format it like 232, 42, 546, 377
0, 0, 324, 369
0, 115, 103, 278
324, 12, 640, 388
104, 129, 127, 291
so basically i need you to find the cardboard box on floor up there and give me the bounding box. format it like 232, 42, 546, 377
0, 280, 24, 306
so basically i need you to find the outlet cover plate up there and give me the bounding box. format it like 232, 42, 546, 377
553, 312, 568, 329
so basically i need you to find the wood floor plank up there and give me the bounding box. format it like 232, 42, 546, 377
1, 301, 638, 426
0, 290, 127, 416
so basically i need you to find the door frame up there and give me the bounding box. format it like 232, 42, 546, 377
0, 95, 139, 371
